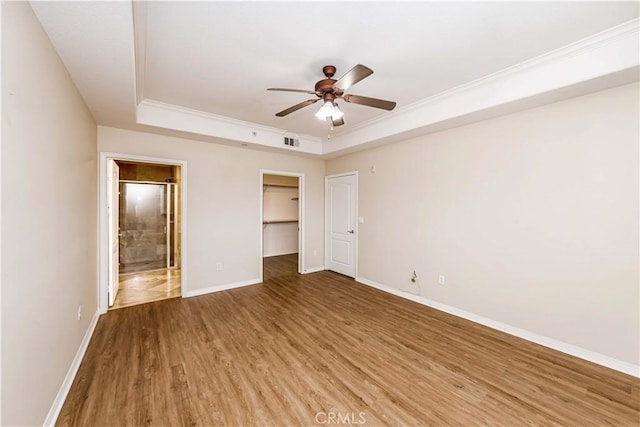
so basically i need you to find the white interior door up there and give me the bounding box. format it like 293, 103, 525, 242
107, 160, 120, 306
326, 173, 357, 277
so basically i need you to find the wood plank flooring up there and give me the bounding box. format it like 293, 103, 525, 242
263, 253, 298, 281
58, 265, 639, 426
111, 269, 181, 310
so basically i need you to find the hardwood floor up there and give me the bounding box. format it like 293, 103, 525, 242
263, 253, 298, 281
58, 269, 639, 426
111, 269, 181, 310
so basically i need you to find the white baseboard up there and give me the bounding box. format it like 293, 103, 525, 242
356, 276, 640, 378
303, 266, 325, 274
184, 278, 262, 298
43, 310, 101, 426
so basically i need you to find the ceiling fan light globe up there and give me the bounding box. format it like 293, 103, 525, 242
314, 110, 328, 121
315, 101, 335, 121
332, 105, 344, 120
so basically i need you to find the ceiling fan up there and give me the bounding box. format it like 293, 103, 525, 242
267, 64, 396, 127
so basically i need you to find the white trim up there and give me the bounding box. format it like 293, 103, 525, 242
130, 20, 637, 157
324, 171, 359, 179
98, 152, 188, 314
43, 310, 101, 426
0, 4, 3, 423
141, 99, 308, 136
302, 266, 325, 274
137, 99, 324, 155
356, 276, 640, 378
184, 278, 262, 298
131, 0, 147, 105
336, 19, 640, 141
260, 170, 305, 280
324, 171, 358, 278
326, 19, 639, 156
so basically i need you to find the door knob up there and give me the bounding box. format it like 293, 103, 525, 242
347, 230, 354, 234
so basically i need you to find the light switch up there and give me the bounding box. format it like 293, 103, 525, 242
358, 217, 365, 224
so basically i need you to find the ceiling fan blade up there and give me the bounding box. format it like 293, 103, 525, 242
332, 115, 345, 127
334, 64, 373, 91
275, 99, 319, 117
268, 88, 317, 95
343, 94, 396, 111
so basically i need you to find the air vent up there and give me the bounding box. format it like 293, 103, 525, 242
284, 136, 299, 147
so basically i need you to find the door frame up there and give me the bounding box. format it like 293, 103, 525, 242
325, 171, 359, 278
260, 170, 305, 279
107, 159, 119, 307
98, 152, 188, 314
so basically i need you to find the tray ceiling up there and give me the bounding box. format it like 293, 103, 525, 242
30, 1, 639, 155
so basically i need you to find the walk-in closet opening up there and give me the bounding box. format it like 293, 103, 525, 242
262, 173, 302, 281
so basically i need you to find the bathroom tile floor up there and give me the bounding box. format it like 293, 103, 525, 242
111, 269, 181, 310
119, 260, 168, 274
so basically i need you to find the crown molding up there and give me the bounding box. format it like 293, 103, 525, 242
131, 10, 638, 157
324, 18, 639, 155
131, 4, 322, 155
131, 0, 147, 105
137, 99, 324, 154
342, 18, 640, 137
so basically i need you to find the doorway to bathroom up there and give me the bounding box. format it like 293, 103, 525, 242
108, 160, 183, 310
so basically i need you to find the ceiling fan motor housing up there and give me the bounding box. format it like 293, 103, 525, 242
314, 65, 342, 97
315, 78, 340, 96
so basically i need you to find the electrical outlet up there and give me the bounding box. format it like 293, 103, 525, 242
216, 262, 223, 271
77, 305, 82, 321
438, 275, 445, 285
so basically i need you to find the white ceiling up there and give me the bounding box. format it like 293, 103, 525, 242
30, 1, 639, 154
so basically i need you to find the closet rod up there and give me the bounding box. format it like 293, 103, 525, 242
263, 184, 299, 188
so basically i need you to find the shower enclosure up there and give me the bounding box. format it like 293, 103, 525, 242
119, 181, 178, 273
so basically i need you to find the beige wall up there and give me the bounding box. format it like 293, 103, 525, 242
98, 126, 325, 291
327, 83, 639, 366
1, 2, 98, 425
1, 4, 637, 424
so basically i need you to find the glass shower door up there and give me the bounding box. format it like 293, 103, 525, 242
119, 183, 167, 273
